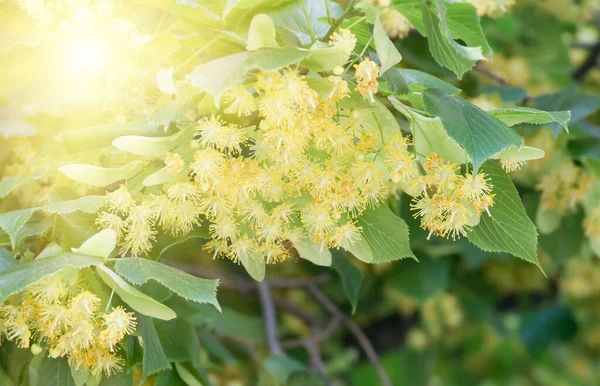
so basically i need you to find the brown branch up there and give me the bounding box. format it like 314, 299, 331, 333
474, 62, 532, 105
308, 286, 392, 386
273, 297, 322, 327
257, 280, 284, 357
474, 62, 510, 85
166, 262, 329, 289
282, 316, 342, 349
268, 274, 330, 288
303, 339, 333, 385
573, 41, 600, 82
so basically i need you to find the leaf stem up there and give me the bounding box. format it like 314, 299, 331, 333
323, 0, 358, 41
300, 0, 317, 44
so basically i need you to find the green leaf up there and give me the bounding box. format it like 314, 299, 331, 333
331, 250, 363, 313
15, 215, 53, 246
568, 138, 600, 160
421, 0, 485, 78
292, 237, 332, 267
96, 265, 177, 320
175, 362, 211, 386
57, 104, 178, 152
137, 315, 171, 381
112, 127, 194, 158
155, 370, 186, 386
154, 318, 199, 363
69, 368, 89, 386
143, 166, 188, 187
397, 69, 460, 94
58, 161, 147, 187
373, 12, 402, 74
239, 253, 266, 282
0, 175, 39, 199
190, 305, 265, 343
0, 196, 104, 249
299, 43, 349, 72
386, 255, 451, 303
489, 107, 571, 133
423, 89, 523, 171
264, 356, 305, 384
0, 208, 35, 248
247, 14, 279, 50
354, 204, 415, 263
187, 46, 310, 102
268, 0, 343, 45
36, 357, 75, 386
532, 87, 600, 135
72, 229, 117, 259
468, 162, 541, 270
43, 196, 106, 215
0, 253, 103, 302
491, 146, 545, 164
539, 210, 584, 267
535, 205, 562, 235
444, 2, 492, 57
0, 247, 17, 274
389, 97, 468, 164
98, 371, 133, 386
519, 305, 577, 353
115, 257, 220, 311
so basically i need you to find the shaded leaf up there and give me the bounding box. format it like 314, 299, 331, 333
468, 162, 540, 269
354, 204, 415, 263
423, 89, 523, 171
96, 265, 177, 320
115, 257, 220, 311
331, 250, 363, 313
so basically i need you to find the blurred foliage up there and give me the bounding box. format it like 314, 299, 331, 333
1, 0, 600, 385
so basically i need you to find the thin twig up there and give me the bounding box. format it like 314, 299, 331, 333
323, 0, 358, 41
282, 316, 342, 349
474, 62, 510, 85
573, 41, 600, 82
308, 286, 392, 386
474, 62, 532, 105
303, 339, 333, 385
273, 297, 322, 327
268, 274, 330, 288
258, 280, 284, 357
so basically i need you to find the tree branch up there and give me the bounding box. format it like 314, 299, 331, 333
308, 286, 392, 386
474, 62, 532, 105
257, 280, 284, 357
474, 62, 510, 85
303, 339, 333, 384
573, 41, 600, 82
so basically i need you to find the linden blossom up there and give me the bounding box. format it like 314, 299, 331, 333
0, 275, 136, 376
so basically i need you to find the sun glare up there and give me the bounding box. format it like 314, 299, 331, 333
62, 35, 112, 76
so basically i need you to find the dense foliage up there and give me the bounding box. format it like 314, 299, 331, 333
1, 0, 600, 385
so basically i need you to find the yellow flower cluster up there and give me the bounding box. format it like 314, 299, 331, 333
409, 153, 494, 240
380, 8, 413, 40
465, 0, 515, 17
99, 64, 395, 260
0, 274, 136, 376
536, 160, 594, 214
354, 58, 380, 102
98, 57, 502, 259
